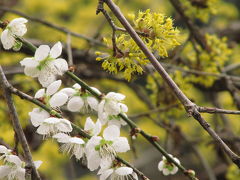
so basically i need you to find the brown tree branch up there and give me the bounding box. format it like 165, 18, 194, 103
0, 66, 41, 180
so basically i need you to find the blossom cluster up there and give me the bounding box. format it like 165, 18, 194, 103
0, 17, 182, 179
96, 9, 180, 81
0, 145, 42, 180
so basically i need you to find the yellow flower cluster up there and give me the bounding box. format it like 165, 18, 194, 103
96, 9, 180, 81
180, 0, 219, 22
182, 34, 232, 87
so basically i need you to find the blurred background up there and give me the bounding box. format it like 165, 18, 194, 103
0, 0, 240, 179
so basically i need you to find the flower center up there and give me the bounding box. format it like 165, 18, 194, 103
37, 56, 54, 70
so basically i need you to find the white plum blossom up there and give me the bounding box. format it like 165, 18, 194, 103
84, 117, 102, 136
0, 145, 12, 160
29, 108, 50, 127
53, 133, 85, 160
158, 154, 180, 176
34, 80, 68, 108
0, 18, 27, 50
85, 125, 130, 171
36, 117, 72, 137
98, 92, 128, 126
0, 149, 42, 180
20, 42, 68, 87
60, 84, 99, 112
98, 166, 138, 180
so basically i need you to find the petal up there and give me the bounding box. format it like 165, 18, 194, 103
52, 133, 70, 143
1, 29, 15, 49
59, 88, 75, 96
20, 58, 38, 67
174, 157, 180, 165
46, 80, 62, 96
108, 119, 122, 128
170, 167, 178, 175
104, 101, 121, 115
53, 58, 68, 75
132, 172, 139, 180
29, 108, 49, 127
99, 169, 113, 180
0, 165, 11, 178
16, 167, 26, 180
93, 119, 102, 136
38, 69, 56, 87
119, 103, 128, 113
36, 124, 51, 135
0, 145, 9, 154
112, 137, 130, 153
24, 66, 40, 77
49, 92, 68, 107
6, 155, 22, 166
158, 161, 164, 171
72, 83, 81, 90
103, 125, 120, 141
84, 117, 95, 131
34, 89, 45, 98
67, 96, 84, 112
69, 137, 85, 144
105, 92, 125, 101
8, 18, 28, 26
87, 151, 101, 171
50, 42, 62, 58
85, 136, 102, 154
115, 167, 133, 176
163, 168, 170, 176
90, 87, 101, 95
87, 96, 99, 111
34, 161, 42, 169
34, 45, 50, 61
57, 119, 73, 133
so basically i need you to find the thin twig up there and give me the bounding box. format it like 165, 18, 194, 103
66, 33, 73, 66
0, 66, 41, 180
0, 7, 105, 47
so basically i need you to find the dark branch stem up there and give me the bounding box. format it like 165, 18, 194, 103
0, 66, 41, 180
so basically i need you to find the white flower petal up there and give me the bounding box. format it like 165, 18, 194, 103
34, 45, 50, 61
69, 137, 85, 144
36, 124, 51, 135
67, 96, 84, 112
132, 172, 139, 180
1, 29, 15, 49
115, 167, 133, 176
87, 96, 99, 111
50, 42, 62, 58
34, 89, 45, 98
163, 168, 170, 176
84, 117, 95, 131
112, 137, 130, 153
57, 119, 73, 133
87, 151, 101, 171
59, 88, 75, 96
38, 69, 56, 87
24, 66, 40, 77
93, 120, 102, 136
105, 92, 125, 101
158, 161, 164, 171
90, 87, 101, 95
53, 58, 68, 75
52, 133, 70, 143
20, 58, 38, 67
46, 80, 62, 96
119, 103, 128, 113
0, 165, 11, 178
72, 83, 81, 89
0, 145, 9, 154
171, 167, 178, 175
29, 108, 49, 127
103, 125, 120, 141
104, 101, 121, 115
15, 167, 26, 180
49, 92, 68, 107
100, 169, 113, 180
6, 155, 22, 166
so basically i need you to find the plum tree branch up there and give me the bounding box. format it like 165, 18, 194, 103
0, 66, 41, 180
